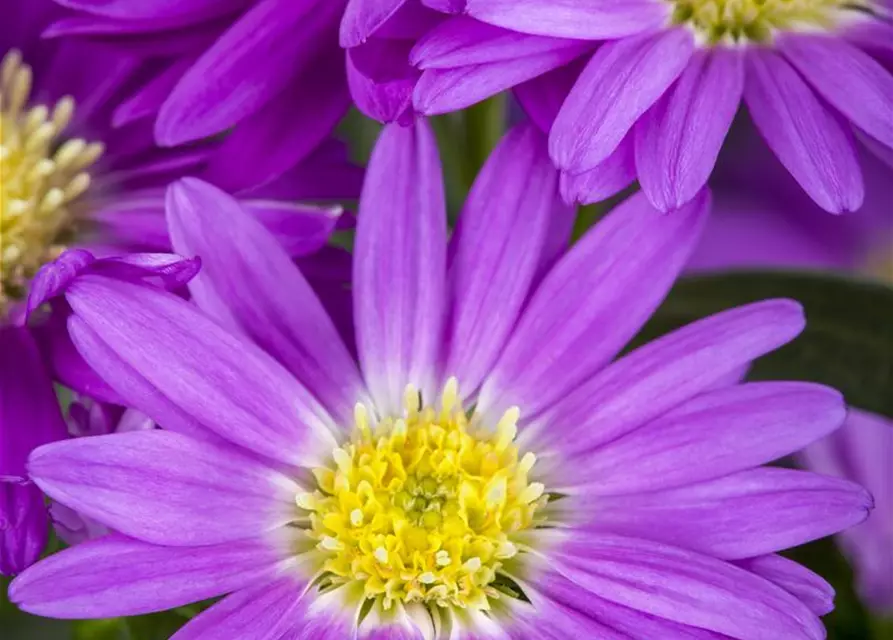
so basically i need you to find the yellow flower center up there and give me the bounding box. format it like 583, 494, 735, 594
0, 50, 103, 315
669, 0, 878, 44
298, 378, 547, 615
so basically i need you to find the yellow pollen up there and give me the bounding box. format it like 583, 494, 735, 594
299, 378, 549, 614
0, 50, 103, 314
668, 0, 879, 44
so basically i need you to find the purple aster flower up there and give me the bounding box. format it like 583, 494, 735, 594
1, 0, 358, 574
689, 125, 893, 277
9, 120, 871, 638
47, 0, 355, 192
802, 409, 893, 615
407, 0, 893, 214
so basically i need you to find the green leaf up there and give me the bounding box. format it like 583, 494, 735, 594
637, 271, 893, 417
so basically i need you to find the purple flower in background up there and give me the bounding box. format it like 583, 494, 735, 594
408, 0, 893, 214
0, 0, 358, 575
47, 0, 354, 192
802, 409, 893, 615
10, 121, 871, 638
690, 126, 893, 278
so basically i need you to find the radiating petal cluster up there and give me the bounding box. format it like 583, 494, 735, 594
7, 120, 873, 639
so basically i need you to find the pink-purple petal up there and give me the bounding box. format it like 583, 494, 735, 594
550, 29, 695, 173
568, 468, 872, 560
444, 123, 558, 395
9, 534, 290, 618
155, 0, 341, 145
354, 120, 446, 414
477, 189, 709, 423
28, 430, 299, 547
550, 534, 826, 639
736, 555, 835, 616
465, 0, 669, 40
65, 276, 337, 465
779, 33, 893, 150
414, 40, 591, 115
171, 575, 307, 640
0, 326, 68, 480
341, 0, 409, 47
743, 49, 864, 213
559, 382, 845, 494
0, 483, 48, 576
167, 179, 364, 425
559, 133, 636, 205
635, 49, 744, 211
522, 299, 805, 455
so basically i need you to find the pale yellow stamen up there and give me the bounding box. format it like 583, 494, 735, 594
0, 50, 102, 314
299, 378, 549, 615
668, 0, 880, 44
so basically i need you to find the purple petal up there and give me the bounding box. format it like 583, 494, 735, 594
65, 276, 337, 466
241, 200, 343, 258
476, 189, 709, 423
567, 468, 872, 560
800, 408, 893, 611
171, 575, 306, 640
27, 250, 201, 320
0, 326, 68, 480
414, 40, 592, 115
736, 555, 834, 616
550, 534, 826, 639
167, 178, 364, 425
0, 483, 48, 576
156, 0, 342, 145
31, 313, 125, 406
523, 569, 732, 639
535, 193, 577, 282
522, 299, 806, 455
113, 58, 193, 128
53, 0, 250, 22
550, 29, 694, 173
26, 249, 95, 320
28, 430, 299, 546
244, 142, 364, 202
635, 49, 744, 211
558, 382, 845, 494
559, 133, 636, 205
743, 48, 863, 213
354, 120, 446, 414
465, 0, 669, 39
444, 123, 558, 395
411, 17, 587, 69
779, 34, 893, 151
341, 0, 410, 47
201, 48, 350, 192
514, 58, 585, 132
88, 193, 170, 252
347, 40, 418, 124
9, 534, 291, 618
67, 316, 211, 440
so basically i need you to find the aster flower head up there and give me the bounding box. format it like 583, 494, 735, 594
406, 0, 893, 214
9, 120, 872, 638
0, 0, 359, 575
47, 0, 353, 192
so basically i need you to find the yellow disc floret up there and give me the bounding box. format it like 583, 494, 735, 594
0, 50, 103, 314
298, 378, 547, 614
669, 0, 878, 45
